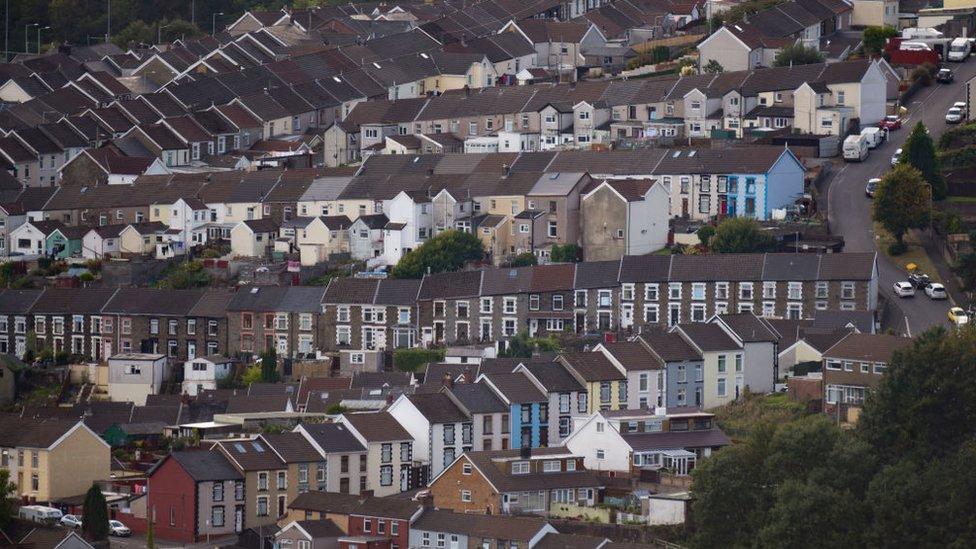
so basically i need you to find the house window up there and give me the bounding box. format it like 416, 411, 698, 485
212, 506, 224, 527
380, 465, 393, 486
842, 282, 856, 299
816, 282, 828, 298
739, 282, 754, 300
552, 295, 564, 310
257, 496, 268, 516
461, 490, 472, 502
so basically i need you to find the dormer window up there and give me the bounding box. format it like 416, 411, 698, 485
512, 461, 530, 474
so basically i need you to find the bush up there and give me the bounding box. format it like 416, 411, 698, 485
394, 348, 446, 373
156, 260, 212, 289
509, 252, 537, 267
697, 225, 716, 248
888, 241, 908, 255
910, 64, 934, 86
550, 243, 579, 263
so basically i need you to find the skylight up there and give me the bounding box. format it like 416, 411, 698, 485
234, 443, 246, 453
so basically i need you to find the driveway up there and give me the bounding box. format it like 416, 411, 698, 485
826, 59, 976, 336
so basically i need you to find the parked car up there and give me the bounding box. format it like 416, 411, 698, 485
891, 148, 902, 166
946, 107, 964, 123
948, 307, 969, 326
893, 281, 916, 297
954, 101, 968, 116
879, 115, 903, 130
937, 68, 954, 82
909, 272, 931, 289
926, 282, 948, 299
866, 178, 880, 197
108, 520, 131, 537
60, 514, 82, 528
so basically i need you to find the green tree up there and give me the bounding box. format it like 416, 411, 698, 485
871, 164, 932, 247
499, 332, 534, 358
773, 44, 824, 66
863, 26, 899, 55
953, 251, 976, 290
393, 348, 445, 372
0, 470, 15, 528
260, 348, 278, 383
391, 229, 484, 279
696, 225, 715, 248
550, 243, 579, 263
81, 485, 110, 541
709, 217, 775, 253
702, 59, 724, 74
510, 252, 537, 267
112, 19, 154, 47
241, 364, 263, 386
326, 403, 349, 415
758, 480, 865, 547
901, 122, 947, 200
857, 328, 976, 462
156, 260, 212, 289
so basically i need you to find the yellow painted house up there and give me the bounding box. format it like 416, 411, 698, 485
0, 418, 110, 503
557, 351, 627, 412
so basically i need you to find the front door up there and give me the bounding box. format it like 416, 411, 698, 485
234, 505, 243, 533
681, 198, 689, 217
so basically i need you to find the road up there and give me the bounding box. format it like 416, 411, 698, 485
827, 59, 976, 336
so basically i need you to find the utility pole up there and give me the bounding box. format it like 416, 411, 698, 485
4, 0, 8, 62
25, 23, 36, 54
105, 0, 111, 44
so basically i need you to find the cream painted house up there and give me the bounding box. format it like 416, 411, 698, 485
230, 218, 278, 258
118, 223, 168, 255
0, 418, 110, 503
296, 215, 352, 266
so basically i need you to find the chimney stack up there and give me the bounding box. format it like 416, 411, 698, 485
442, 372, 454, 388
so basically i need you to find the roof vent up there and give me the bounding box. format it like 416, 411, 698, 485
250, 287, 260, 294
549, 173, 559, 180
332, 76, 342, 83
372, 62, 382, 69
509, 269, 517, 278
420, 52, 429, 59
734, 25, 744, 32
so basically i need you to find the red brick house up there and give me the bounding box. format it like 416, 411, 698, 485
286, 491, 421, 549
146, 449, 244, 543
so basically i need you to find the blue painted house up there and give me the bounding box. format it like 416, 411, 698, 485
654, 146, 805, 222
479, 372, 549, 448
638, 332, 705, 409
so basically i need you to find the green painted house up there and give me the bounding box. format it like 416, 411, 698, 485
45, 226, 87, 259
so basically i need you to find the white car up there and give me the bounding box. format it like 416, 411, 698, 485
60, 514, 82, 528
893, 281, 915, 297
954, 101, 968, 115
947, 107, 964, 124
108, 520, 131, 537
926, 283, 948, 299
891, 148, 902, 166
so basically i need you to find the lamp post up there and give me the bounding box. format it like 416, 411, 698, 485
25, 23, 37, 54
37, 26, 48, 55
212, 12, 223, 36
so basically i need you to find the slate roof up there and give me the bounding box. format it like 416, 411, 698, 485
482, 372, 547, 403
101, 288, 203, 316
165, 449, 243, 481
216, 439, 286, 470
412, 509, 549, 541
465, 448, 602, 492
559, 352, 625, 382
623, 428, 730, 451
678, 324, 741, 352
288, 491, 421, 519
418, 269, 483, 300
261, 432, 322, 462
407, 392, 469, 423
639, 333, 701, 363
299, 423, 366, 453
573, 260, 619, 289
823, 333, 911, 363
342, 411, 412, 442
0, 417, 86, 448
599, 341, 661, 372
224, 394, 292, 414
227, 285, 325, 313
446, 383, 509, 414
29, 288, 117, 314
718, 314, 779, 342
522, 361, 585, 392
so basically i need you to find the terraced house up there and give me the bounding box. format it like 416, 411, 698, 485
321, 277, 421, 352
226, 285, 327, 359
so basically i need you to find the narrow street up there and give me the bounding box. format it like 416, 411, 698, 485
826, 59, 976, 336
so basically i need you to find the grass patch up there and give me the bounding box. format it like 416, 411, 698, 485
712, 392, 809, 442
945, 196, 976, 203
874, 223, 941, 282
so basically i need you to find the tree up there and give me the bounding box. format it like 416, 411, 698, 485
871, 164, 932, 247
391, 229, 484, 279
0, 470, 15, 529
260, 347, 278, 383
550, 243, 579, 263
499, 332, 534, 358
509, 252, 537, 267
954, 250, 976, 290
901, 122, 947, 200
858, 328, 976, 462
773, 44, 824, 66
326, 403, 349, 415
709, 217, 775, 253
696, 225, 715, 248
863, 26, 899, 56
156, 260, 212, 289
758, 480, 865, 547
241, 364, 262, 386
81, 485, 109, 541
113, 19, 154, 47
702, 59, 724, 74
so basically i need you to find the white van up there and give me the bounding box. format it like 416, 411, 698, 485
18, 505, 64, 524
843, 134, 869, 162
860, 127, 885, 149
948, 37, 971, 61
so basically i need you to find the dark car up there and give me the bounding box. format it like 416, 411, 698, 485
865, 178, 880, 197
908, 272, 931, 289
937, 68, 954, 83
